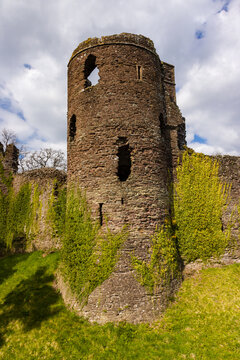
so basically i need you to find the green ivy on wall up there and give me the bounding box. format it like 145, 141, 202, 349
132, 150, 232, 293
174, 150, 231, 262
61, 187, 127, 305
0, 177, 41, 252
47, 181, 67, 238
132, 220, 181, 294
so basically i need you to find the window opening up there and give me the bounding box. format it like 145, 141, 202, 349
99, 203, 103, 226
117, 144, 131, 182
69, 114, 76, 141
84, 54, 100, 88
121, 198, 124, 205
136, 65, 143, 80
88, 67, 99, 86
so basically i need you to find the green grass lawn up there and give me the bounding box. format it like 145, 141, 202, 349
0, 251, 240, 359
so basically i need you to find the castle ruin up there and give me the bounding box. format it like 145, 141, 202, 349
1, 33, 240, 324
66, 33, 185, 322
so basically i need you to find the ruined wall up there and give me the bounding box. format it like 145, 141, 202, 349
13, 168, 66, 252
67, 33, 184, 322
0, 142, 19, 194
217, 156, 240, 254
162, 62, 186, 169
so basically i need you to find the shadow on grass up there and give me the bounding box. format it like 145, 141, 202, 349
0, 252, 31, 286
0, 266, 63, 347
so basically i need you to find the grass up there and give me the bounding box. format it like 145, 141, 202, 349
0, 252, 240, 359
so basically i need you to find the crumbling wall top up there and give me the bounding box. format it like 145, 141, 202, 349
69, 33, 157, 65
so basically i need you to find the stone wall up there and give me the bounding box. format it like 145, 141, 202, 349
67, 33, 185, 322
0, 142, 19, 194
13, 168, 66, 252
217, 156, 240, 255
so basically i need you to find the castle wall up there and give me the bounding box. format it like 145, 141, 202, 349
13, 168, 66, 252
67, 33, 183, 322
0, 142, 19, 194
216, 156, 240, 256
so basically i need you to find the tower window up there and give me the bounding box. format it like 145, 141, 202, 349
136, 65, 143, 80
99, 203, 103, 226
69, 114, 76, 141
117, 144, 131, 182
84, 54, 100, 88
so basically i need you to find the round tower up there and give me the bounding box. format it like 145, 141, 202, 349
67, 33, 176, 323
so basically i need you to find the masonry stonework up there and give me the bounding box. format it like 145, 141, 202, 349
0, 142, 19, 194
67, 33, 185, 322
13, 168, 66, 252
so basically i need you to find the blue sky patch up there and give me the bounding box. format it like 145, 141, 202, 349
0, 97, 12, 111
193, 134, 207, 144
24, 63, 32, 70
17, 111, 25, 120
218, 0, 230, 13
195, 30, 205, 40
0, 97, 26, 120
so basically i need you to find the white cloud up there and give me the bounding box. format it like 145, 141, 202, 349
0, 0, 239, 156
178, 0, 240, 154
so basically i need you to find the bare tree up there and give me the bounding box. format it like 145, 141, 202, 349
1, 128, 17, 150
1, 128, 66, 172
20, 148, 66, 172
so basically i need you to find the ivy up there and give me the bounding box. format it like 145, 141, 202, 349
0, 181, 42, 252
61, 187, 127, 305
47, 182, 67, 238
28, 184, 42, 242
132, 220, 181, 294
0, 160, 13, 189
174, 150, 231, 262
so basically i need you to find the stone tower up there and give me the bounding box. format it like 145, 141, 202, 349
67, 33, 185, 323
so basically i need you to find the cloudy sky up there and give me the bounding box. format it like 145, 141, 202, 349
0, 0, 239, 156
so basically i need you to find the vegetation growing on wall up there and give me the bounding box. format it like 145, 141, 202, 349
0, 183, 42, 251
61, 187, 127, 305
0, 164, 42, 253
174, 150, 231, 262
132, 150, 232, 292
47, 182, 67, 238
132, 220, 181, 294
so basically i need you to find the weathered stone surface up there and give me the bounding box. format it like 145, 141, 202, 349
13, 168, 66, 251
0, 142, 19, 194
67, 33, 185, 323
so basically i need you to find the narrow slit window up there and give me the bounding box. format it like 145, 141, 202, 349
121, 198, 124, 205
99, 203, 103, 226
136, 65, 143, 80
69, 114, 76, 141
117, 144, 131, 182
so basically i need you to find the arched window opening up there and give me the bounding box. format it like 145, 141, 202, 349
69, 114, 76, 141
159, 113, 165, 137
117, 144, 131, 182
84, 54, 100, 88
